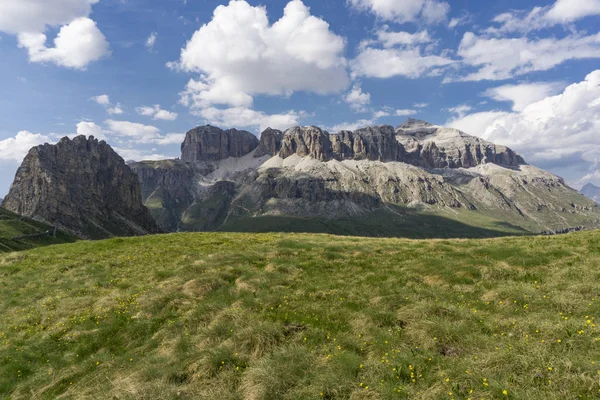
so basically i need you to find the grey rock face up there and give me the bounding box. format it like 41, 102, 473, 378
2, 136, 160, 239
254, 128, 283, 158
279, 126, 332, 161
181, 125, 259, 162
259, 121, 523, 169
396, 120, 524, 169
581, 183, 600, 204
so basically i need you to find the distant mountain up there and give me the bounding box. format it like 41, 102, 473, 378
2, 136, 160, 239
581, 182, 600, 204
129, 121, 600, 237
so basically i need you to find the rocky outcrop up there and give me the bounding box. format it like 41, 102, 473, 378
396, 119, 524, 168
279, 126, 332, 161
2, 136, 160, 239
254, 128, 283, 158
181, 125, 259, 162
257, 121, 523, 169
581, 183, 600, 204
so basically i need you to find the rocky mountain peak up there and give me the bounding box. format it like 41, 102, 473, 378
581, 182, 600, 203
2, 135, 160, 239
181, 125, 259, 162
398, 118, 436, 130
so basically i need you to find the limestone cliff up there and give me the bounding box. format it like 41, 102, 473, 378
131, 121, 600, 236
2, 136, 160, 239
181, 125, 259, 162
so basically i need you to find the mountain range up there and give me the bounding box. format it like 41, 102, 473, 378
2, 119, 599, 239
581, 183, 600, 204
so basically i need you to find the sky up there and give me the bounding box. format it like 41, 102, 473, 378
1, 0, 600, 197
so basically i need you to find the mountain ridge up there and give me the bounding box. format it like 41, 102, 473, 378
581, 182, 600, 204
130, 120, 599, 237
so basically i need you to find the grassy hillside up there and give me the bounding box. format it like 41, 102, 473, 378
0, 207, 77, 252
1, 231, 599, 399
218, 207, 530, 239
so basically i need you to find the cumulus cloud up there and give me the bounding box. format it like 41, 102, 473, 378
76, 121, 106, 139
0, 131, 53, 162
92, 94, 124, 115
17, 17, 109, 69
488, 0, 600, 34
347, 0, 450, 24
448, 70, 600, 183
344, 83, 371, 112
195, 107, 303, 133
352, 28, 454, 79
92, 94, 110, 105
0, 0, 99, 34
482, 82, 565, 112
104, 120, 162, 143
101, 120, 183, 146
0, 1, 109, 69
136, 105, 178, 121
172, 0, 348, 111
453, 32, 600, 82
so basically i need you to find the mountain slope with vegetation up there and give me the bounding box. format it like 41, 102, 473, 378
0, 207, 76, 252
1, 231, 599, 399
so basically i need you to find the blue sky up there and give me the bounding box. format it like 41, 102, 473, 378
1, 0, 600, 197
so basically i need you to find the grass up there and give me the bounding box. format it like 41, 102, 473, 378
0, 231, 599, 399
0, 208, 77, 252
219, 206, 529, 239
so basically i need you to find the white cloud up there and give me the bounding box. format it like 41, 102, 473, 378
352, 46, 454, 79
488, 0, 600, 34
482, 82, 565, 112
0, 0, 99, 34
93, 94, 110, 105
0, 131, 53, 162
448, 70, 600, 180
344, 83, 371, 112
92, 94, 125, 115
448, 14, 470, 29
195, 107, 303, 133
454, 32, 600, 82
414, 103, 429, 108
146, 32, 157, 50
113, 147, 168, 162
376, 29, 432, 48
17, 17, 109, 69
576, 171, 600, 188
76, 121, 106, 140
447, 104, 473, 119
107, 105, 124, 115
329, 119, 375, 132
172, 0, 348, 111
154, 133, 186, 145
347, 0, 450, 24
0, 0, 110, 70
136, 104, 178, 121
352, 26, 454, 80
104, 120, 162, 143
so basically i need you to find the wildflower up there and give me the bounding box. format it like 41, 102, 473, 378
503, 390, 508, 395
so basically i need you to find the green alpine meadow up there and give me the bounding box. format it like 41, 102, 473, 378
1, 231, 599, 399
